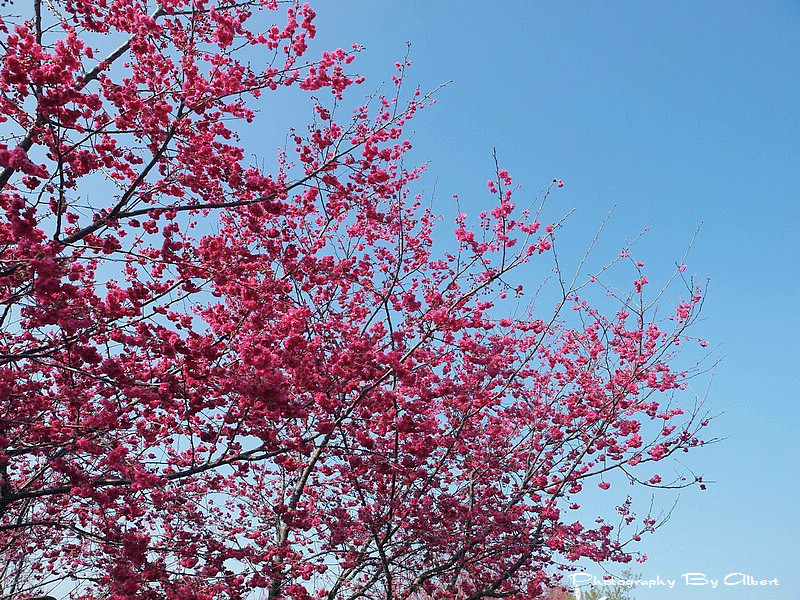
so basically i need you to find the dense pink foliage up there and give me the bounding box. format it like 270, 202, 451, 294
0, 1, 710, 599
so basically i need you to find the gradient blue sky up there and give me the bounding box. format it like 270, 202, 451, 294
305, 2, 800, 599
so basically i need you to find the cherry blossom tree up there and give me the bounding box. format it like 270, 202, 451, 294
0, 1, 712, 599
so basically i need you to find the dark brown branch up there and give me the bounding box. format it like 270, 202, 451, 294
33, 0, 43, 46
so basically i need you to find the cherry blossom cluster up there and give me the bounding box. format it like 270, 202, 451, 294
0, 1, 711, 599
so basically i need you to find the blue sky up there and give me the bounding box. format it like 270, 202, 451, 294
305, 2, 800, 599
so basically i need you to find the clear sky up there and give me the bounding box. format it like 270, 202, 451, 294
303, 2, 800, 599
